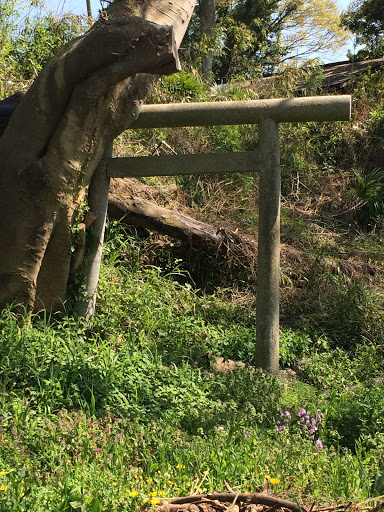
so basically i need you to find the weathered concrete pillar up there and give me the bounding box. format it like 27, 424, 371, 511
255, 118, 280, 375
75, 145, 112, 323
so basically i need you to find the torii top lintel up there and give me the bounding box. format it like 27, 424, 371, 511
130, 95, 351, 129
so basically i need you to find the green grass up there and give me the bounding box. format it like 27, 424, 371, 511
0, 228, 384, 511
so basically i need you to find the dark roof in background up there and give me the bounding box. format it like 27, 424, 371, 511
321, 57, 384, 90
242, 57, 384, 94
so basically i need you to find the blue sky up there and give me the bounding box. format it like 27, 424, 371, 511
37, 0, 100, 16
40, 0, 353, 18
32, 0, 356, 63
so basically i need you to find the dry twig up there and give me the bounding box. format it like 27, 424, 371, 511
158, 492, 307, 512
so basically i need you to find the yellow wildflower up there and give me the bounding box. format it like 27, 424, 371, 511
0, 485, 7, 492
264, 475, 280, 485
127, 490, 139, 497
0, 471, 6, 476
150, 498, 160, 505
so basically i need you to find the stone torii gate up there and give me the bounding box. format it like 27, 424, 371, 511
80, 95, 351, 375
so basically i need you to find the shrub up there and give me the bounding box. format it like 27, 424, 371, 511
353, 168, 384, 227
8, 13, 90, 79
324, 383, 384, 452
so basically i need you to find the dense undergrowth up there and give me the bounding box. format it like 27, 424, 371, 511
1, 6, 384, 511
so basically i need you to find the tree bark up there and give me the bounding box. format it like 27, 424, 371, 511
199, 0, 217, 77
0, 0, 195, 313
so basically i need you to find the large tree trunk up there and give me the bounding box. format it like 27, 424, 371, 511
0, 0, 195, 313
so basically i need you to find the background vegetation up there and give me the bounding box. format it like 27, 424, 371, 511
0, 0, 383, 510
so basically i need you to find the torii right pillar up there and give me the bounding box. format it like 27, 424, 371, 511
256, 118, 281, 375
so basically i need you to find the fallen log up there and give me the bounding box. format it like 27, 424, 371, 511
107, 183, 257, 267
108, 194, 240, 251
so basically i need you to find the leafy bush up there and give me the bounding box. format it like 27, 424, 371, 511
370, 105, 384, 138
8, 13, 90, 79
324, 383, 384, 452
290, 259, 384, 349
279, 329, 328, 367
353, 168, 384, 227
157, 71, 205, 102
299, 343, 384, 390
